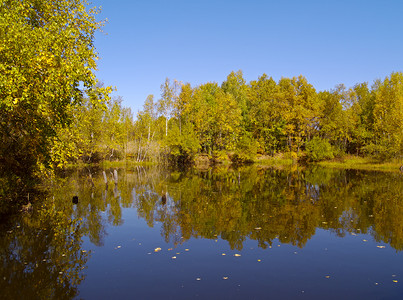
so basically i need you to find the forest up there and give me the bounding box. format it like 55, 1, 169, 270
46, 70, 403, 168
1, 0, 402, 210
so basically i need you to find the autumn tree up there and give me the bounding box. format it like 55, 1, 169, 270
370, 72, 403, 158
248, 74, 285, 153
278, 76, 318, 153
158, 78, 180, 137
0, 0, 108, 174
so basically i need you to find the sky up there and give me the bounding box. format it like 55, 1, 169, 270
92, 0, 403, 114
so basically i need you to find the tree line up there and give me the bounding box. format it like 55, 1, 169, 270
133, 70, 403, 165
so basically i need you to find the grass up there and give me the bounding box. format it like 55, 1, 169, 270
317, 155, 402, 172
254, 154, 294, 167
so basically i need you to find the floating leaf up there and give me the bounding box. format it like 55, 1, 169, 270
154, 247, 162, 252
363, 239, 368, 242
223, 277, 228, 280
257, 259, 261, 262
185, 249, 189, 251
222, 253, 226, 256
234, 254, 241, 257
196, 278, 201, 281
393, 280, 398, 283
325, 276, 330, 279
172, 256, 176, 259
255, 227, 262, 230
168, 248, 173, 251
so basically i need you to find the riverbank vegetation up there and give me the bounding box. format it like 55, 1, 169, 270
47, 71, 403, 170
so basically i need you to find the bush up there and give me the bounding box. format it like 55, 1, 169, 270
230, 133, 258, 164
305, 137, 334, 162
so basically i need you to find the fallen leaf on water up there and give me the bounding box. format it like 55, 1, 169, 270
176, 252, 180, 255
393, 280, 398, 283
234, 254, 241, 257
82, 250, 87, 253
222, 253, 226, 256
115, 246, 121, 249
185, 249, 189, 251
377, 245, 385, 249
322, 222, 328, 225
257, 259, 261, 262
172, 256, 176, 259
168, 248, 173, 251
196, 278, 201, 281
223, 277, 228, 280
255, 227, 262, 230
363, 239, 368, 242
375, 282, 379, 285
154, 247, 162, 252
325, 276, 330, 279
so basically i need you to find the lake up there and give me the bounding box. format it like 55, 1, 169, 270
1, 165, 402, 299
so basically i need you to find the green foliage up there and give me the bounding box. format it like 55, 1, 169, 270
0, 0, 106, 174
165, 121, 200, 165
231, 133, 258, 164
305, 136, 334, 162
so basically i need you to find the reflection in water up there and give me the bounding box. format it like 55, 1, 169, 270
131, 166, 403, 251
0, 202, 88, 299
0, 165, 402, 298
46, 166, 403, 252
50, 166, 403, 252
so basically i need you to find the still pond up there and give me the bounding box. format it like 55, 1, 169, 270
1, 166, 403, 299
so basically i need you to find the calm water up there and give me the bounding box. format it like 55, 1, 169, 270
1, 166, 403, 299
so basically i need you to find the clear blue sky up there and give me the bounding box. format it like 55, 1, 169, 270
93, 0, 403, 114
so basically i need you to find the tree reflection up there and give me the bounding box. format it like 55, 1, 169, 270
0, 202, 88, 299
131, 166, 403, 251
3, 165, 401, 298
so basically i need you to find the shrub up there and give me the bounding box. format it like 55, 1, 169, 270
305, 137, 334, 162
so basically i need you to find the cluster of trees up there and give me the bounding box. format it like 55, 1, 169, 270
58, 71, 402, 167
134, 71, 403, 164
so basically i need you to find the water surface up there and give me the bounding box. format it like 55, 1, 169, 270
1, 166, 403, 299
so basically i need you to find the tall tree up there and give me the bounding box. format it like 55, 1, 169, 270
0, 0, 108, 174
158, 78, 180, 137
278, 76, 318, 153
371, 72, 403, 158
